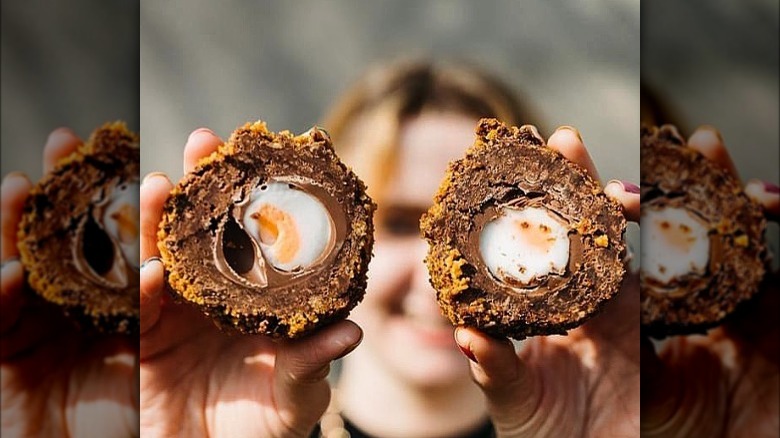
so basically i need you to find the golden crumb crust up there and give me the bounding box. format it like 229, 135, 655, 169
16, 122, 139, 334
157, 121, 375, 337
421, 118, 626, 339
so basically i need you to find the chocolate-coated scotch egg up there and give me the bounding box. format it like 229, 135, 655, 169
421, 118, 626, 339
158, 122, 375, 337
17, 122, 140, 334
640, 125, 767, 337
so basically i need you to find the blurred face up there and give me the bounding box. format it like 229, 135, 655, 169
351, 111, 478, 388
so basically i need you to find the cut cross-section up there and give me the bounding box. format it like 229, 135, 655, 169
480, 206, 570, 286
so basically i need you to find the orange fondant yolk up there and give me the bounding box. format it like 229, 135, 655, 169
111, 204, 139, 244
656, 219, 697, 253
252, 204, 300, 264
515, 220, 556, 253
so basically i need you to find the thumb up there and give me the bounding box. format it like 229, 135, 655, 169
455, 327, 542, 436
273, 320, 362, 435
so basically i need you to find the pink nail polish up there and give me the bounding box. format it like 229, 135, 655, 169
458, 344, 478, 363
764, 181, 780, 194
621, 181, 640, 194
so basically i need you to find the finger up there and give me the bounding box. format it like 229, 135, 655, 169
43, 127, 82, 174
547, 126, 601, 182
1, 172, 33, 260
140, 257, 165, 334
687, 126, 740, 179
183, 128, 222, 174
745, 179, 780, 221
455, 327, 521, 388
641, 337, 726, 437
639, 336, 677, 432
604, 180, 640, 223
0, 260, 25, 334
140, 173, 173, 263
454, 327, 541, 429
274, 320, 362, 433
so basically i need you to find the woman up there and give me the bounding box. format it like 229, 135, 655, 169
138, 60, 641, 437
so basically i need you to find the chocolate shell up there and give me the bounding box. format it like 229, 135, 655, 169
640, 125, 767, 337
158, 122, 375, 338
421, 118, 627, 339
17, 122, 140, 334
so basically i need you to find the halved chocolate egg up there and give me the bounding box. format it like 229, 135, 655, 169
17, 122, 140, 334
158, 122, 375, 337
640, 125, 767, 336
421, 118, 626, 339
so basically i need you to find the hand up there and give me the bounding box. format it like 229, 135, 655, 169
139, 128, 363, 437
454, 126, 640, 437
1, 128, 139, 437
639, 126, 779, 437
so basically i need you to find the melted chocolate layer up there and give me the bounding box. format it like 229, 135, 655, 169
214, 177, 347, 289
465, 196, 584, 297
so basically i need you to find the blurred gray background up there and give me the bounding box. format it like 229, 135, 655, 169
140, 0, 640, 183
0, 1, 138, 181
642, 0, 778, 184
642, 0, 779, 261
140, 0, 641, 261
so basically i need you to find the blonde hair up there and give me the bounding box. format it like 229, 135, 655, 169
322, 59, 540, 201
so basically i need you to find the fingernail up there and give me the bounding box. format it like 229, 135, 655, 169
607, 179, 640, 195
690, 126, 722, 145
621, 180, 640, 194
697, 125, 723, 141
140, 256, 162, 270
188, 127, 217, 141
142, 172, 170, 186
1, 257, 21, 271
458, 344, 478, 363
454, 328, 478, 363
334, 326, 363, 360
554, 125, 583, 143
764, 181, 780, 194
47, 127, 78, 143
335, 342, 360, 360
2, 171, 28, 184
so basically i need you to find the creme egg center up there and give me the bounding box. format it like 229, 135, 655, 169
102, 181, 140, 268
640, 207, 710, 284
480, 206, 569, 286
242, 182, 334, 272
